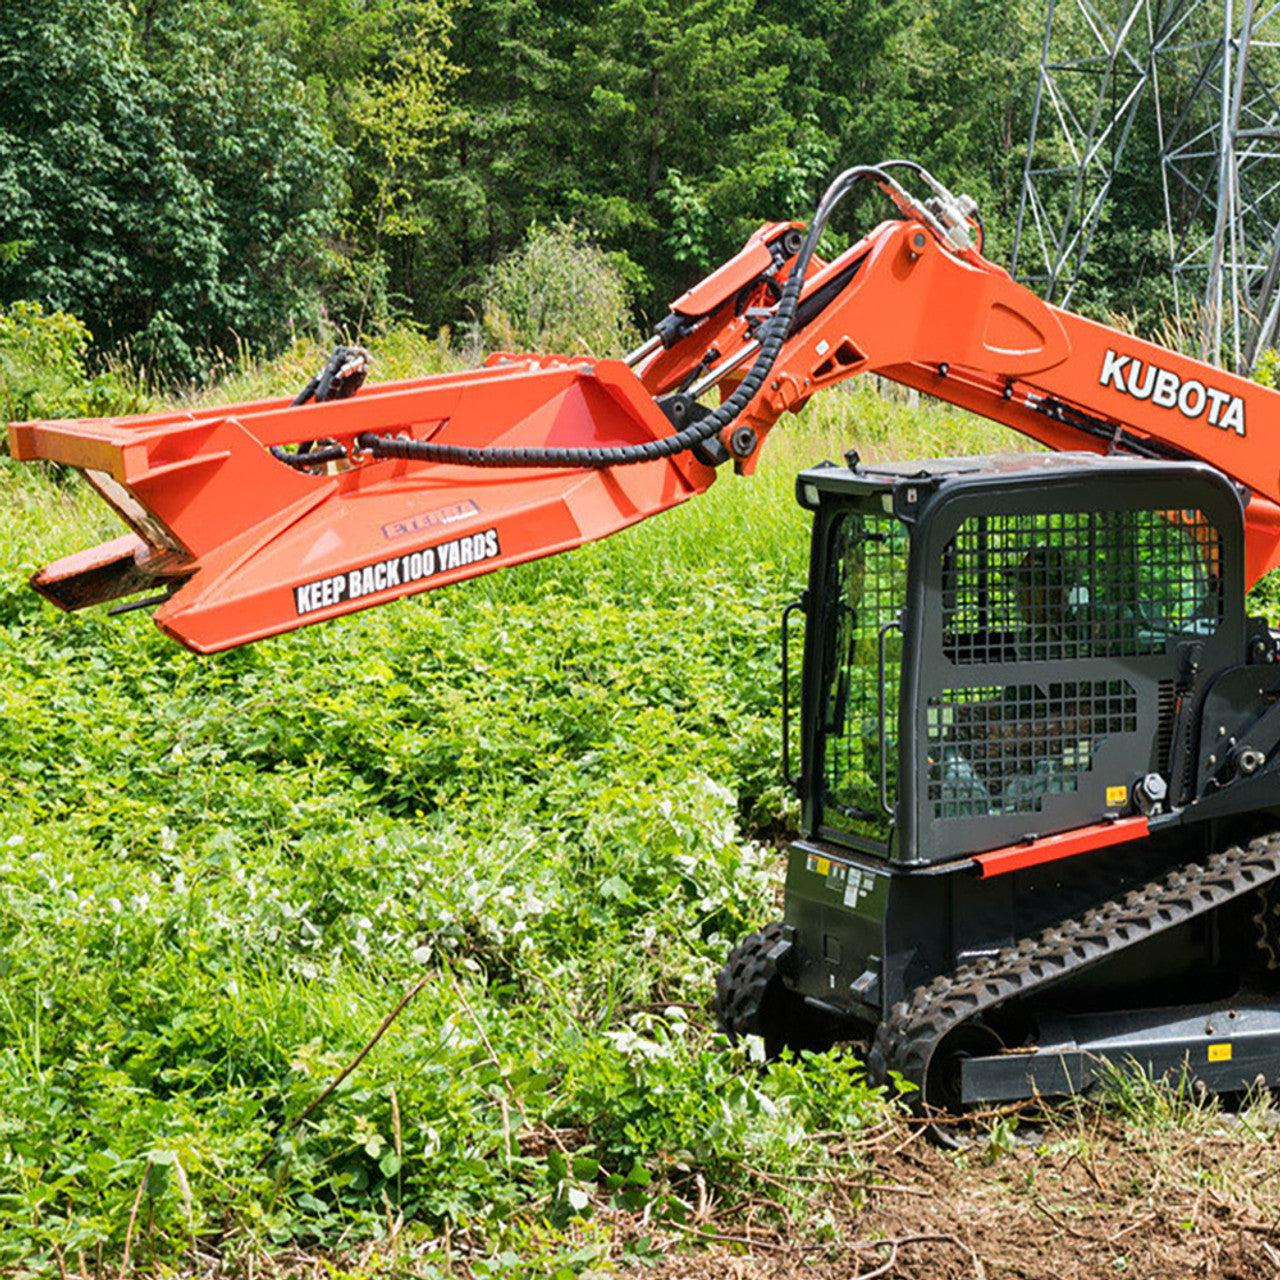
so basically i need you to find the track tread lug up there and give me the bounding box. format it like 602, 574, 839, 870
869, 830, 1280, 1109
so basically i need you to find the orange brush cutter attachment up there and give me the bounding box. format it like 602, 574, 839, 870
8, 214, 811, 654
10, 356, 716, 653
20, 159, 1280, 657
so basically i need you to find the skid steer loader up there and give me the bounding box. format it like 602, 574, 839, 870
14, 161, 1280, 1110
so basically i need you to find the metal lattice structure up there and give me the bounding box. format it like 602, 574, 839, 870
939, 507, 1223, 663
1013, 0, 1280, 372
1013, 0, 1157, 309
926, 679, 1139, 818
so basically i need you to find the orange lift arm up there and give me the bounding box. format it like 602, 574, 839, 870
10, 161, 1280, 653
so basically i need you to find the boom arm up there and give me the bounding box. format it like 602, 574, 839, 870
11, 162, 1280, 653
632, 201, 1280, 585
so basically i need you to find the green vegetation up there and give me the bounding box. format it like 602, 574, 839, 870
3, 0, 1175, 384
0, 302, 148, 426
0, 325, 1002, 1272
479, 223, 639, 357
6, 1, 1280, 1268
1, 1, 344, 381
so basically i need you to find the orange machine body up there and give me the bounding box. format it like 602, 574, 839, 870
12, 203, 1280, 653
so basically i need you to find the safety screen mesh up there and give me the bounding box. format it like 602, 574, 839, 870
941, 508, 1222, 664
926, 680, 1137, 819
821, 512, 909, 840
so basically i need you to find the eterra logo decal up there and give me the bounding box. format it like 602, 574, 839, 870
381, 499, 480, 540
1099, 348, 1245, 437
294, 528, 500, 616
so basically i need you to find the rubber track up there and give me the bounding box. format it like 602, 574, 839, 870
715, 921, 787, 1039
867, 830, 1280, 1103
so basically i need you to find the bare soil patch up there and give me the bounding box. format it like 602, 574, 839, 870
620, 1111, 1280, 1280
160, 1109, 1280, 1278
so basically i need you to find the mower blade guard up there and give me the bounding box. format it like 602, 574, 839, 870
9, 356, 714, 653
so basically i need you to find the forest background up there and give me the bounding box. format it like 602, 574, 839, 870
1, 0, 1174, 387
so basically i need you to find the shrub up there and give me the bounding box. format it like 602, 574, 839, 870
0, 301, 147, 426
479, 222, 638, 357
1254, 347, 1280, 390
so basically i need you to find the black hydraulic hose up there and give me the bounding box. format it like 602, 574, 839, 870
356, 165, 899, 470
878, 157, 983, 249
272, 345, 372, 469
270, 442, 348, 469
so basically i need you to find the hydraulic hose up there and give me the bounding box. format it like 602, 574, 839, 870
273, 345, 372, 470
355, 164, 906, 470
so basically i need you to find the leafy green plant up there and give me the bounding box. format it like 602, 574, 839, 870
0, 301, 148, 427
656, 170, 715, 271
0, 0, 343, 381
479, 222, 638, 357
1253, 347, 1280, 390
0, 336, 1015, 1269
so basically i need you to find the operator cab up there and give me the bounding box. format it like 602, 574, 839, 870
790, 451, 1245, 866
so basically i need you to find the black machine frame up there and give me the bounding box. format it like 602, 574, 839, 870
774, 453, 1280, 1044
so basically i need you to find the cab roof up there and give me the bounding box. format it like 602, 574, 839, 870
795, 450, 1226, 512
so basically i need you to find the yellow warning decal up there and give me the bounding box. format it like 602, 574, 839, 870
1106, 785, 1129, 807
814, 857, 831, 877
1208, 1043, 1232, 1063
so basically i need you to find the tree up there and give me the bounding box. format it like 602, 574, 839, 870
238, 0, 461, 330
0, 0, 343, 379
0, 0, 1203, 371
406, 0, 830, 328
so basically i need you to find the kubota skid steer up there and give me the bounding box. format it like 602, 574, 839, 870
16, 161, 1280, 1112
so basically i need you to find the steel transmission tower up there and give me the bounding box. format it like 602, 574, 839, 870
1013, 0, 1280, 372
1012, 0, 1156, 308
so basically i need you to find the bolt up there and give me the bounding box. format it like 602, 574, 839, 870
1134, 772, 1168, 815
729, 426, 758, 458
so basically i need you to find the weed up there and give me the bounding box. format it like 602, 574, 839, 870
0, 301, 149, 431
